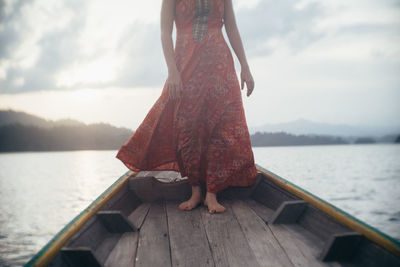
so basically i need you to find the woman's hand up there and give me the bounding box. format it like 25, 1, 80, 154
166, 69, 183, 99
241, 66, 255, 97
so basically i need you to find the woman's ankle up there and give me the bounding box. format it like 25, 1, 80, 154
205, 191, 217, 200
191, 185, 202, 196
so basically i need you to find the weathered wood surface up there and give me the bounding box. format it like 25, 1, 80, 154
166, 200, 214, 267
94, 234, 121, 264
297, 204, 351, 241
251, 179, 298, 210
97, 210, 137, 233
135, 200, 171, 267
271, 200, 308, 224
104, 232, 139, 267
128, 202, 151, 229
129, 176, 191, 202
107, 190, 142, 217
66, 218, 110, 251
200, 198, 260, 267
244, 197, 275, 222
319, 232, 362, 262
61, 247, 101, 267
350, 237, 400, 267
268, 224, 340, 267
230, 199, 294, 266
51, 170, 400, 267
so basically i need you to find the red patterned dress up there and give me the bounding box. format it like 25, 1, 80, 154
116, 0, 258, 193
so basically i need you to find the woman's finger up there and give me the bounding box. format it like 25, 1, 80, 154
241, 77, 244, 90
246, 80, 254, 96
249, 80, 254, 90
176, 82, 182, 98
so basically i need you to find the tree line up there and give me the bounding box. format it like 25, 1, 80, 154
0, 124, 398, 152
250, 131, 348, 147
0, 123, 133, 152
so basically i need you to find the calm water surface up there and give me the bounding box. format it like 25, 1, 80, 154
0, 144, 399, 266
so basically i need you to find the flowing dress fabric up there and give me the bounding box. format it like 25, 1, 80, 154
115, 0, 258, 193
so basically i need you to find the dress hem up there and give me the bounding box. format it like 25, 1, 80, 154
115, 148, 258, 194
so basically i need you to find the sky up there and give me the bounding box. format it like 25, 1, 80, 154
0, 0, 399, 130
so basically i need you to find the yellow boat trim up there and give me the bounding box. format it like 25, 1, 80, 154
28, 170, 135, 267
256, 165, 400, 258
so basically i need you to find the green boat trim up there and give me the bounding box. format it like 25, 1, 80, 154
256, 164, 400, 257
26, 165, 400, 266
25, 170, 135, 267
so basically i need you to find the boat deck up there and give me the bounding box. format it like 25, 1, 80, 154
50, 170, 400, 267
118, 197, 340, 267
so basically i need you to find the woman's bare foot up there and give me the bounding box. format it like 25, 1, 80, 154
178, 185, 202, 211
203, 192, 226, 214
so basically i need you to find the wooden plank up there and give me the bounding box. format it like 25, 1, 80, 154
104, 232, 139, 267
283, 223, 326, 251
106, 190, 142, 217
135, 200, 171, 267
230, 199, 294, 267
296, 205, 351, 241
47, 253, 69, 267
219, 174, 264, 199
129, 176, 191, 202
166, 200, 214, 267
128, 202, 151, 229
101, 184, 142, 221
271, 200, 308, 224
94, 234, 121, 264
244, 198, 275, 223
251, 179, 298, 210
319, 232, 362, 262
61, 247, 102, 267
350, 237, 400, 267
200, 198, 260, 267
97, 211, 137, 233
270, 223, 342, 267
66, 218, 110, 251
267, 224, 332, 267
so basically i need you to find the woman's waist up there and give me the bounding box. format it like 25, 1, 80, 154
176, 23, 223, 36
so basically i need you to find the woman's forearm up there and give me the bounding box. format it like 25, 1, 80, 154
225, 25, 249, 69
224, 0, 249, 69
161, 32, 178, 73
161, 0, 178, 74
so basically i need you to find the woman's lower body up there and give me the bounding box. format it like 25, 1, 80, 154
115, 28, 257, 212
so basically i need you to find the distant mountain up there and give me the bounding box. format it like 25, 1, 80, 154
249, 118, 400, 137
0, 109, 134, 152
0, 109, 84, 128
251, 132, 348, 147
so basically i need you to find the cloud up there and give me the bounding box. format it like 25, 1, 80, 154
0, 0, 164, 93
0, 0, 87, 93
0, 0, 399, 98
0, 0, 327, 93
114, 22, 166, 88
235, 0, 325, 57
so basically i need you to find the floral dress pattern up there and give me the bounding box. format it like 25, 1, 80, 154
116, 0, 258, 193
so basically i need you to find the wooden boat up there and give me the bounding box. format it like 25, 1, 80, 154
26, 164, 400, 267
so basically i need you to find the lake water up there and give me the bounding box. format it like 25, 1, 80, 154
0, 144, 399, 266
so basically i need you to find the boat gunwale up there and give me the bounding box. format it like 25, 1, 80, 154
255, 163, 400, 258
26, 165, 400, 266
25, 170, 136, 267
